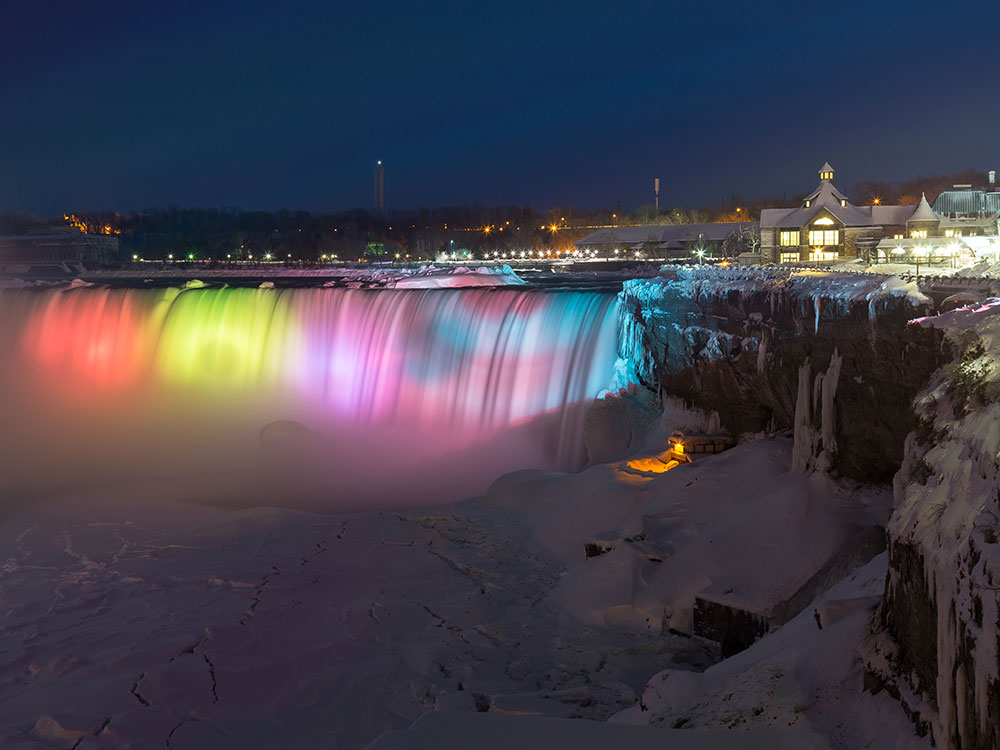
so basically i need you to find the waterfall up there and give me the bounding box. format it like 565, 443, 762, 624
0, 285, 620, 506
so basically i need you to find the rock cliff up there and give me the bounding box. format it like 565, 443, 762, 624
619, 267, 944, 481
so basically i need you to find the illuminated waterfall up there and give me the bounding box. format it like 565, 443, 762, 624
0, 285, 620, 506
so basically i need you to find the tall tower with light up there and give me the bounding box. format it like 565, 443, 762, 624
373, 161, 385, 217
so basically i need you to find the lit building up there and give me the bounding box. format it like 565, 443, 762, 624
932, 185, 1000, 238
760, 163, 999, 264
761, 163, 883, 263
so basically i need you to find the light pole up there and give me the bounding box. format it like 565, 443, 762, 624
914, 246, 927, 278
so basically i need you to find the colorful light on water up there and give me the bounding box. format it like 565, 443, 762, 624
4, 285, 620, 474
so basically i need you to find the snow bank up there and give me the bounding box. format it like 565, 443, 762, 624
386, 264, 526, 288
476, 435, 890, 638
365, 707, 830, 749
613, 554, 930, 749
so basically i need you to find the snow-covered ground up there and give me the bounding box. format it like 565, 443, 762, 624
0, 481, 709, 749
0, 421, 930, 748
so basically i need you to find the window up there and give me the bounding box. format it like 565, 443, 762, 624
910, 229, 927, 239
840, 199, 847, 206
820, 171, 834, 180
808, 229, 840, 246
804, 199, 811, 208
893, 234, 904, 239
810, 249, 838, 262
779, 230, 799, 246
779, 252, 800, 263
945, 229, 955, 237
813, 217, 835, 225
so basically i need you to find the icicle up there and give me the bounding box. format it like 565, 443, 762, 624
791, 358, 814, 472
820, 348, 842, 459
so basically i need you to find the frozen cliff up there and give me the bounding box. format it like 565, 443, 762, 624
618, 266, 942, 480
864, 301, 1000, 749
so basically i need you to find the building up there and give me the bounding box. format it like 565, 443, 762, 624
761, 163, 999, 264
0, 225, 118, 273
761, 163, 882, 263
573, 221, 753, 260
873, 182, 1000, 263
932, 185, 1000, 238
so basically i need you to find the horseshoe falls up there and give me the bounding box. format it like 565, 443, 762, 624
0, 285, 621, 509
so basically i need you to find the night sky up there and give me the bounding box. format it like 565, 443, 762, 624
3, 0, 999, 216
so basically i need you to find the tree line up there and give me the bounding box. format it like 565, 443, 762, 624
0, 168, 990, 261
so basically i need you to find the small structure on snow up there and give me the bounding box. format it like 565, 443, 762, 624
666, 430, 735, 464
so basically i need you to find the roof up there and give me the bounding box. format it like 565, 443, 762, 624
760, 208, 798, 228
762, 180, 875, 228
937, 215, 999, 229
907, 193, 939, 223
573, 222, 752, 247
803, 180, 848, 204
869, 205, 915, 225
933, 189, 1000, 216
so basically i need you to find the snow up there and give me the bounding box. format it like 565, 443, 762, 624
478, 433, 889, 633
614, 553, 930, 749
0, 481, 711, 749
385, 264, 527, 288
0, 426, 926, 749
365, 709, 828, 749
619, 267, 931, 363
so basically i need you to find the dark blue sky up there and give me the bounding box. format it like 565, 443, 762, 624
3, 0, 998, 216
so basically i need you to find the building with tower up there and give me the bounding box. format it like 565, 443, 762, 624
760, 163, 999, 264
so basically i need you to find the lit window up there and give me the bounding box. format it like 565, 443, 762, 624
893, 234, 904, 239
820, 171, 834, 180
810, 249, 838, 262
910, 229, 927, 239
779, 252, 800, 263
945, 229, 955, 237
814, 217, 835, 225
808, 229, 840, 246
804, 199, 811, 208
840, 199, 847, 206
779, 230, 799, 246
